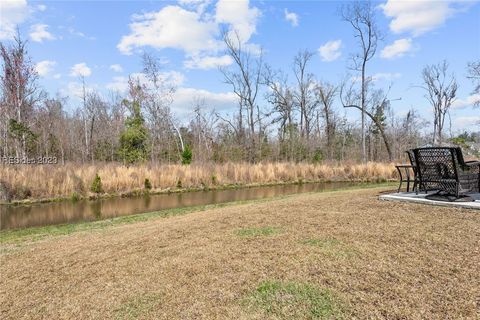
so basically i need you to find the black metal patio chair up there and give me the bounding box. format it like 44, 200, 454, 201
412, 147, 480, 200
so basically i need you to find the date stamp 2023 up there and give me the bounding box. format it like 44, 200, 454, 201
1, 156, 58, 165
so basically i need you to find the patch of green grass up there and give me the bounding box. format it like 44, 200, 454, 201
114, 293, 162, 320
301, 238, 357, 258
235, 226, 281, 238
245, 280, 344, 319
302, 238, 342, 247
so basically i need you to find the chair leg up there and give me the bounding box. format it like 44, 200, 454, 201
403, 167, 410, 192
396, 167, 403, 193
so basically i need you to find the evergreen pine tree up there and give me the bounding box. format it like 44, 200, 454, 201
119, 101, 149, 164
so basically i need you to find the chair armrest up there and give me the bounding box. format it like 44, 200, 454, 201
465, 160, 480, 165
464, 161, 480, 168
460, 161, 480, 172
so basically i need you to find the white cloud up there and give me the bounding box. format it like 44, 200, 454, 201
184, 54, 232, 69
160, 71, 185, 87
105, 74, 236, 118
35, 60, 56, 77
70, 63, 92, 77
0, 0, 29, 40
37, 4, 46, 12
117, 0, 261, 73
452, 94, 480, 109
215, 0, 260, 43
53, 73, 61, 79
106, 71, 185, 93
172, 87, 237, 118
371, 72, 402, 81
62, 81, 95, 99
29, 24, 56, 42
454, 116, 480, 128
109, 64, 123, 73
318, 40, 342, 62
284, 9, 298, 27
381, 38, 413, 59
118, 5, 220, 55
66, 27, 95, 40
106, 76, 129, 92
351, 72, 402, 83
380, 0, 465, 36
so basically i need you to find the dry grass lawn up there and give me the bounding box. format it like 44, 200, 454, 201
1, 187, 479, 319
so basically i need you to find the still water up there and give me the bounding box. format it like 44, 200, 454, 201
1, 182, 365, 230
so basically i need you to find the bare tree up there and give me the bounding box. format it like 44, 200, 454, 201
106, 91, 127, 161
84, 90, 102, 163
77, 75, 91, 162
391, 109, 425, 159
467, 60, 480, 108
220, 30, 264, 162
36, 96, 68, 164
421, 61, 458, 146
292, 50, 317, 140
263, 66, 296, 160
341, 1, 381, 163
315, 81, 337, 159
189, 97, 217, 162
141, 53, 178, 160
0, 32, 44, 158
341, 79, 395, 161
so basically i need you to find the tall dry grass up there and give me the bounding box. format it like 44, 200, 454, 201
0, 162, 398, 200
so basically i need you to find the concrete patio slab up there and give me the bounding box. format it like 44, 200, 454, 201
379, 192, 480, 210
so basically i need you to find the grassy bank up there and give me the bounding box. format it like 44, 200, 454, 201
0, 183, 394, 245
0, 161, 397, 202
1, 187, 478, 319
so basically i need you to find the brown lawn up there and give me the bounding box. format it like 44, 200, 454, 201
1, 187, 479, 319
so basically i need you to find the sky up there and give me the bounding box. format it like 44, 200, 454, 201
1, 0, 479, 133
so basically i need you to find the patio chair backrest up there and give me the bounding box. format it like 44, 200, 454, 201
452, 147, 471, 170
412, 147, 459, 183
412, 147, 479, 196
406, 150, 416, 167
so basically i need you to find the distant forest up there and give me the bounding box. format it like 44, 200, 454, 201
1, 2, 479, 165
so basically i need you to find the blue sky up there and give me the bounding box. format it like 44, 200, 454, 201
1, 0, 479, 132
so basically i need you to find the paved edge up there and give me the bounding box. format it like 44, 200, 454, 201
379, 194, 480, 211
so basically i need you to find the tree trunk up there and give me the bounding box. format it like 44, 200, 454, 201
361, 62, 367, 163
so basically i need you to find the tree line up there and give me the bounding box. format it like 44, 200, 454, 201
1, 2, 478, 165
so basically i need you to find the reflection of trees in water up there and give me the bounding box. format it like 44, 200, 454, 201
90, 202, 102, 219
1, 200, 91, 229
143, 194, 151, 208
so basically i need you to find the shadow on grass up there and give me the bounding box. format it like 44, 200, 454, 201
244, 280, 344, 319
